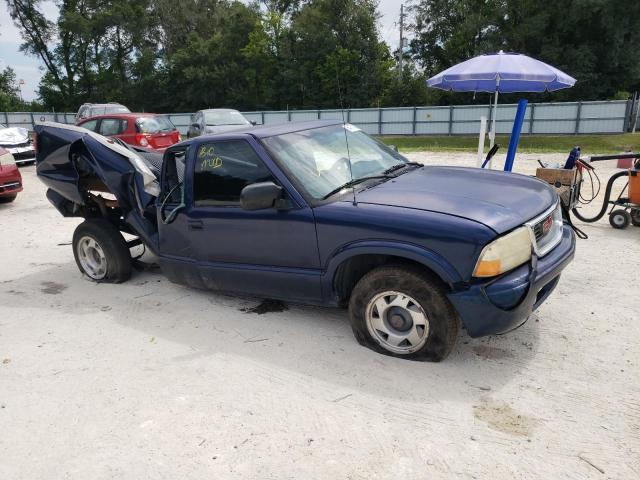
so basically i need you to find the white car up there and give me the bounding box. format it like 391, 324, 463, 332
0, 123, 35, 165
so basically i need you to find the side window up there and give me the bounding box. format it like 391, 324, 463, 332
193, 140, 274, 207
80, 119, 98, 132
99, 118, 124, 136
162, 149, 187, 204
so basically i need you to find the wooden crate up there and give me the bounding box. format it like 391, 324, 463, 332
535, 167, 582, 209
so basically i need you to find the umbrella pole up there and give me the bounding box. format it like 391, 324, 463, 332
488, 89, 499, 168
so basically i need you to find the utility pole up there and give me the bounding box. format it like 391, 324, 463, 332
398, 4, 405, 78
18, 79, 25, 103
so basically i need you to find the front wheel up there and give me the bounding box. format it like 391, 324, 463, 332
72, 219, 132, 283
348, 265, 459, 361
0, 195, 17, 203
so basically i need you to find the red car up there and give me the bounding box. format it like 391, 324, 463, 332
77, 113, 181, 151
0, 147, 23, 203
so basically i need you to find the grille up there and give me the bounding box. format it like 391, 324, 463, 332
526, 202, 563, 257
13, 151, 35, 161
533, 215, 551, 241
0, 141, 30, 148
0, 181, 21, 192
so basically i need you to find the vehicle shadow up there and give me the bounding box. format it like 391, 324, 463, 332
2, 261, 541, 404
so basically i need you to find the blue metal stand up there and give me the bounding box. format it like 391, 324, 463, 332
504, 99, 528, 172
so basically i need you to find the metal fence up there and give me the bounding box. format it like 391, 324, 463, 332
1, 99, 634, 136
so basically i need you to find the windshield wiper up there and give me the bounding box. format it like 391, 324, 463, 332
321, 175, 392, 200
383, 162, 422, 175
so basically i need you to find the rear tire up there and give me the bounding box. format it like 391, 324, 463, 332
609, 210, 630, 229
0, 195, 17, 203
630, 209, 640, 227
72, 219, 132, 283
348, 265, 459, 362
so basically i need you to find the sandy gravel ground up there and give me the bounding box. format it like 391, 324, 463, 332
1, 152, 638, 480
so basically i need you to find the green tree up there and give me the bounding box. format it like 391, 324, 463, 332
0, 67, 22, 110
288, 0, 393, 108
163, 1, 261, 111
409, 0, 640, 102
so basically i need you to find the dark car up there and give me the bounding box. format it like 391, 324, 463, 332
34, 120, 575, 361
77, 113, 181, 151
187, 108, 252, 138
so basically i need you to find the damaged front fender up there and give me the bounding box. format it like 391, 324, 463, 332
35, 122, 161, 254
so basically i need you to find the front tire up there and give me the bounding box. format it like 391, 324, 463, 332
0, 195, 17, 203
72, 219, 132, 283
348, 265, 459, 361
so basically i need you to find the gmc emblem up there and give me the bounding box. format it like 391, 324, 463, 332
542, 215, 553, 235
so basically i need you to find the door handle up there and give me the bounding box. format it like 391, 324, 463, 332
188, 220, 203, 230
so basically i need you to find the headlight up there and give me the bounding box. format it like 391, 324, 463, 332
473, 226, 532, 277
0, 150, 16, 166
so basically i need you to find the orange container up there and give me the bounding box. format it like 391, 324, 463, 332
629, 170, 640, 205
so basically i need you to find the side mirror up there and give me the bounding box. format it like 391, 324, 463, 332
191, 123, 200, 129
250, 121, 257, 126
240, 182, 283, 210
388, 144, 399, 152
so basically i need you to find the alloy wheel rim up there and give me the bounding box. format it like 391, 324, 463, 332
77, 236, 107, 280
365, 291, 430, 354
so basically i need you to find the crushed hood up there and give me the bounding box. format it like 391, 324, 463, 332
0, 127, 30, 145
355, 166, 557, 234
37, 122, 159, 197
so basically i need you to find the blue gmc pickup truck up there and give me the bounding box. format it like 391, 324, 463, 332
35, 120, 575, 361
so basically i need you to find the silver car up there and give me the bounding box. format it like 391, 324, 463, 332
187, 108, 253, 138
0, 123, 35, 165
75, 102, 130, 123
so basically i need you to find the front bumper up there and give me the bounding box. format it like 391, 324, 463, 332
0, 164, 23, 197
448, 225, 576, 338
2, 145, 36, 164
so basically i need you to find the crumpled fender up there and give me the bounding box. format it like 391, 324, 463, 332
35, 122, 158, 208
35, 122, 160, 253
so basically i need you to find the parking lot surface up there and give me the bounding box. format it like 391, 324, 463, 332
1, 154, 638, 479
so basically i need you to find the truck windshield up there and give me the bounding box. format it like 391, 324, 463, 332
261, 124, 409, 200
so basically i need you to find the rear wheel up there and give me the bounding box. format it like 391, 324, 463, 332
348, 265, 459, 362
0, 195, 17, 203
630, 209, 640, 227
72, 219, 132, 283
609, 209, 630, 229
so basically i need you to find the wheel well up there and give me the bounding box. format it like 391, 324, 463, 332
332, 254, 447, 306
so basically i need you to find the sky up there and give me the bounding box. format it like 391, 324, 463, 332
0, 1, 406, 102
